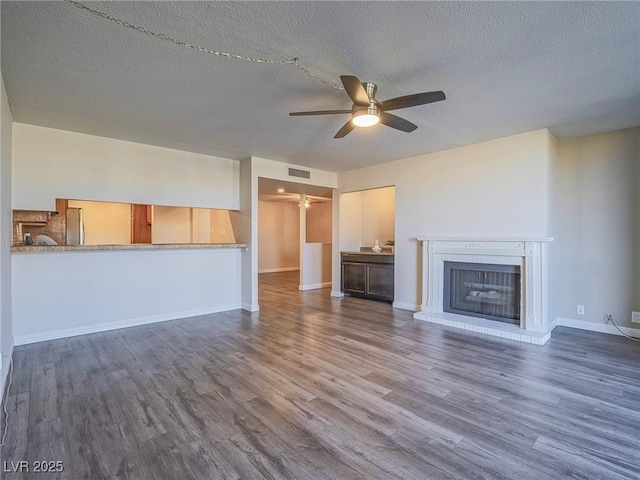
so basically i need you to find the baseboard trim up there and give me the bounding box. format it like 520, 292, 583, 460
258, 267, 300, 274
299, 282, 331, 291
330, 290, 345, 298
14, 304, 241, 346
555, 317, 640, 338
1, 339, 15, 405
241, 303, 260, 312
392, 301, 420, 311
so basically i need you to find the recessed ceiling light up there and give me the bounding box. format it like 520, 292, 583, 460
277, 188, 285, 193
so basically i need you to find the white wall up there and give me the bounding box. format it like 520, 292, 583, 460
12, 123, 240, 210
239, 159, 256, 310
306, 201, 332, 244
68, 200, 132, 245
339, 191, 363, 252
11, 124, 245, 341
12, 248, 242, 344
258, 200, 300, 272
336, 129, 551, 309
636, 144, 640, 314
301, 243, 332, 289
153, 206, 192, 244
252, 156, 338, 191
546, 131, 559, 328
361, 187, 395, 246
195, 208, 238, 243
303, 200, 332, 289
1, 77, 14, 396
191, 208, 211, 244
210, 209, 236, 243
552, 128, 639, 328
247, 156, 337, 309
338, 187, 395, 251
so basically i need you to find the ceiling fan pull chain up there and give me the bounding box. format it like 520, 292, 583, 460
66, 1, 343, 89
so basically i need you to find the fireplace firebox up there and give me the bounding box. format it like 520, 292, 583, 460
443, 261, 521, 325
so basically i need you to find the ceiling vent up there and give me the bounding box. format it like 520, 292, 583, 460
288, 167, 311, 179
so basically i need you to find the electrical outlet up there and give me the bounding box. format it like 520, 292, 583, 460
577, 305, 585, 315
632, 311, 640, 323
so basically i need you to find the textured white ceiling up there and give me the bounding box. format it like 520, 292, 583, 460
2, 1, 639, 172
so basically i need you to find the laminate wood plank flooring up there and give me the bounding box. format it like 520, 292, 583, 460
2, 271, 639, 479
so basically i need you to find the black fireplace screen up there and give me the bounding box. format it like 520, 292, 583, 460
443, 262, 521, 324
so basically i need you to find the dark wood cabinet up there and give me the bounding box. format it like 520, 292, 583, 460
342, 262, 366, 294
341, 253, 394, 302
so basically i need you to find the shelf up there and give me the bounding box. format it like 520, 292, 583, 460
13, 210, 49, 223
11, 243, 248, 253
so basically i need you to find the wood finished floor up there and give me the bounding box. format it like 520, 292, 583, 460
2, 271, 639, 479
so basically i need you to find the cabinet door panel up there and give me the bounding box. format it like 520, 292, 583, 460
342, 263, 366, 294
366, 264, 394, 300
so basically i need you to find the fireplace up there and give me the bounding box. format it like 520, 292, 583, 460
443, 262, 521, 325
414, 236, 554, 344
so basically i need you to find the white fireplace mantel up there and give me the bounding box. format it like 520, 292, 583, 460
415, 236, 554, 344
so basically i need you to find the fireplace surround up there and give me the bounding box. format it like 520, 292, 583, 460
415, 236, 554, 344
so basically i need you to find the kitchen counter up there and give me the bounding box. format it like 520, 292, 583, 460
340, 250, 394, 256
341, 251, 394, 302
11, 243, 248, 253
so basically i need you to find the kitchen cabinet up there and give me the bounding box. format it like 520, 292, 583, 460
341, 252, 394, 302
13, 210, 49, 224
13, 209, 53, 246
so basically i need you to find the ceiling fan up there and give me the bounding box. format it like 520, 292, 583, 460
290, 75, 445, 138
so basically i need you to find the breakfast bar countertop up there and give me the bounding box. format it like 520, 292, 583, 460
11, 243, 248, 253
341, 250, 394, 256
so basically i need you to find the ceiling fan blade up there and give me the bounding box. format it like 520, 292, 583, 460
334, 120, 356, 138
341, 75, 370, 106
379, 112, 417, 133
378, 91, 446, 111
289, 109, 352, 116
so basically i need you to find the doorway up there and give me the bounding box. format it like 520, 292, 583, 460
257, 178, 333, 294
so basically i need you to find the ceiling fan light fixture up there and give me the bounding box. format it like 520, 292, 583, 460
352, 107, 380, 127
290, 75, 445, 138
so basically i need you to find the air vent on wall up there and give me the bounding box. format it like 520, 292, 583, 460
288, 167, 311, 179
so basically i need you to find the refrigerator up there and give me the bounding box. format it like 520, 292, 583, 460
66, 207, 85, 245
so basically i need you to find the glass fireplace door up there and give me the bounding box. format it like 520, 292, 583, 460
444, 262, 521, 324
